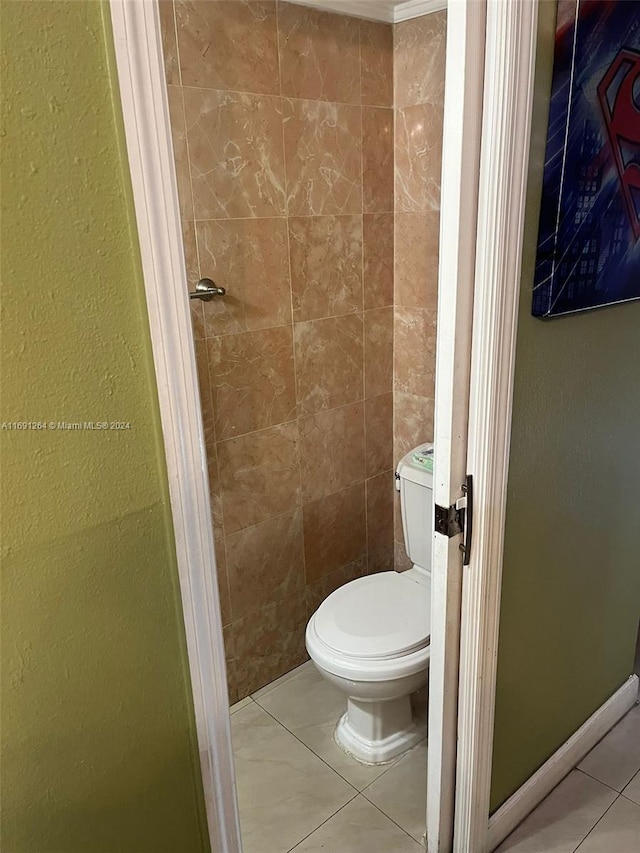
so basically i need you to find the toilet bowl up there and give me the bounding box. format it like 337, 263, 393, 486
305, 443, 434, 765
306, 568, 431, 764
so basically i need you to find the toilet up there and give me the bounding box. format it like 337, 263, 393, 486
305, 443, 434, 765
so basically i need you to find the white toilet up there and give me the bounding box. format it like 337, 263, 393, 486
305, 443, 434, 765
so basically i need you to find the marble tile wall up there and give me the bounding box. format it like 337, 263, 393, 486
393, 11, 446, 570
160, 0, 395, 701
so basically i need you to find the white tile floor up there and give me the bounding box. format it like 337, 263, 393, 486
230, 661, 426, 853
230, 662, 640, 853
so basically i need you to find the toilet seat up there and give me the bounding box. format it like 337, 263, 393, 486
315, 572, 430, 659
306, 572, 431, 682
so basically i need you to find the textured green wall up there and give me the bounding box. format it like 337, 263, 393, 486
0, 1, 210, 849
490, 0, 640, 812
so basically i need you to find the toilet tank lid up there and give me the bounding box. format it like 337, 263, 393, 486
396, 442, 434, 488
314, 572, 431, 660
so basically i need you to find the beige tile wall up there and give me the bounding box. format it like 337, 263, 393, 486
160, 0, 395, 701
393, 11, 447, 570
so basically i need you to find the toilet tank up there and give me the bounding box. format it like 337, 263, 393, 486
396, 443, 434, 572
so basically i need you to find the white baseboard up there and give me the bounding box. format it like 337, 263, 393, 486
487, 674, 639, 852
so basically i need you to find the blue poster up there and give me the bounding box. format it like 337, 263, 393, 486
532, 0, 640, 317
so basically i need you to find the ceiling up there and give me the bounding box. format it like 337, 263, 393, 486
286, 0, 447, 24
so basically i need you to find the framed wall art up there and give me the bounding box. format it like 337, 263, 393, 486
532, 0, 640, 318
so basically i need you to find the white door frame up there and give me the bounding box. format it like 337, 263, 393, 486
453, 2, 539, 851
108, 2, 539, 851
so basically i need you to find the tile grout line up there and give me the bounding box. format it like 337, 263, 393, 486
391, 19, 399, 570
172, 61, 205, 335
248, 664, 426, 795
176, 81, 392, 111
225, 504, 302, 542
185, 210, 394, 224
572, 793, 623, 853
359, 19, 370, 577
286, 791, 361, 852
286, 790, 424, 852
249, 659, 314, 701
359, 735, 428, 796
359, 789, 428, 848
575, 764, 633, 795
251, 692, 363, 794
246, 663, 410, 793
229, 695, 256, 716
214, 393, 389, 448
274, 0, 307, 602
170, 0, 182, 88
199, 306, 388, 345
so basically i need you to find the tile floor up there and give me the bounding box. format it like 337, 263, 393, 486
230, 661, 427, 852
230, 661, 640, 853
497, 643, 640, 852
497, 702, 640, 852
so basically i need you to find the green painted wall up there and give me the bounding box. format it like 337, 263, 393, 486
490, 0, 640, 812
0, 1, 210, 849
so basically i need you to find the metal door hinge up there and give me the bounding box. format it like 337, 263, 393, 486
435, 474, 474, 566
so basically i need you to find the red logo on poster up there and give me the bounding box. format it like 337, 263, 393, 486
597, 48, 640, 240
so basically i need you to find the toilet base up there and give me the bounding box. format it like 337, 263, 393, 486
334, 695, 426, 765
